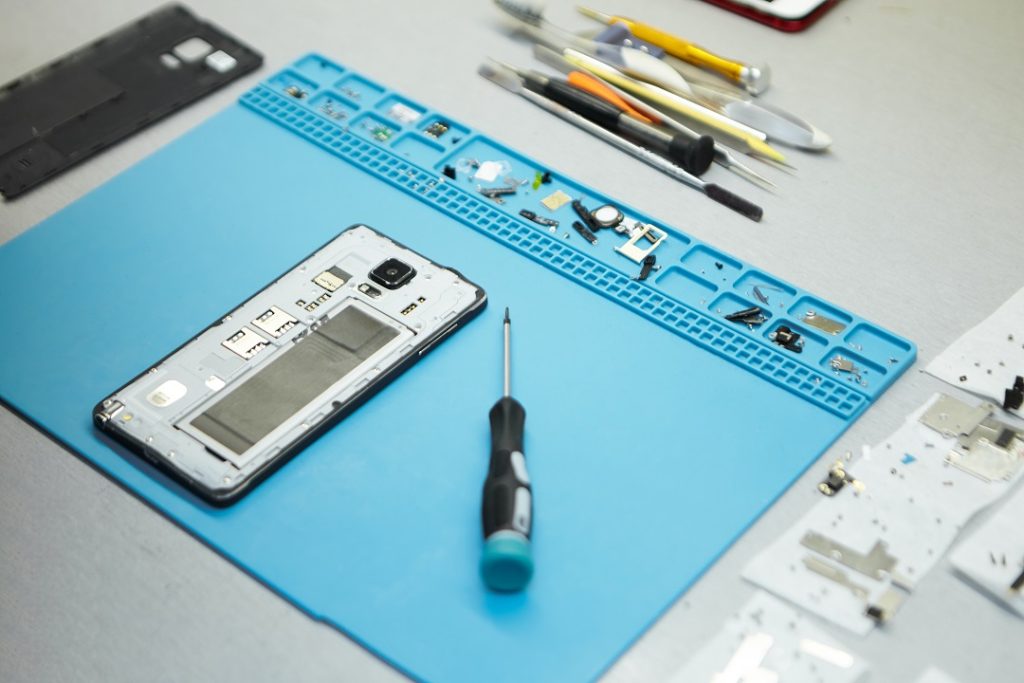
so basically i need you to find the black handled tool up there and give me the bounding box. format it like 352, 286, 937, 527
509, 67, 714, 176
480, 307, 534, 592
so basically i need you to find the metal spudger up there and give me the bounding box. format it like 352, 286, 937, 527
480, 307, 534, 592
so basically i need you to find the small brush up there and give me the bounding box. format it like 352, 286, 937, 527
479, 61, 763, 222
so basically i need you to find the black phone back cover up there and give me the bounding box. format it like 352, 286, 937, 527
0, 4, 262, 199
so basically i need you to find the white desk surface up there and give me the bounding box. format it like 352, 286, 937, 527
2, 1, 1022, 680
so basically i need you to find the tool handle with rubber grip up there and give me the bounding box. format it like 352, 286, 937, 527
541, 79, 623, 129
482, 397, 531, 539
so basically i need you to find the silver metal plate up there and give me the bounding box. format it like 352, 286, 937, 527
919, 394, 995, 438
801, 531, 897, 581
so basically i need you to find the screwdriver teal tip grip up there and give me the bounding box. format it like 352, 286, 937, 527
480, 307, 534, 592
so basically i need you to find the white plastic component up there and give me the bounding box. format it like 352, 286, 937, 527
205, 49, 237, 73
146, 379, 187, 408
926, 286, 1024, 414
669, 591, 868, 683
474, 161, 504, 183
173, 37, 212, 63
743, 393, 1024, 634
949, 479, 1024, 617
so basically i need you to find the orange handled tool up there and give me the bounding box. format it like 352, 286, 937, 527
577, 6, 770, 95
566, 71, 656, 123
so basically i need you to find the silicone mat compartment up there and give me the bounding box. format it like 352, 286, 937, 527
294, 55, 345, 83
309, 92, 358, 123
391, 133, 446, 166
334, 73, 385, 104
270, 70, 318, 100
376, 94, 426, 126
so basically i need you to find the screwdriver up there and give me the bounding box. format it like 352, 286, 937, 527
495, 62, 715, 176
480, 307, 534, 592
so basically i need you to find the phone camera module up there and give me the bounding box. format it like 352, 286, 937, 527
369, 258, 416, 289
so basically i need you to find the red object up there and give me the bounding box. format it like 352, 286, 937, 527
700, 0, 841, 32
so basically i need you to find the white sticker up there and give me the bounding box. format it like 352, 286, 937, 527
146, 379, 188, 407
474, 161, 504, 183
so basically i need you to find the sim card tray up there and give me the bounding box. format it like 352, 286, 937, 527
615, 223, 666, 263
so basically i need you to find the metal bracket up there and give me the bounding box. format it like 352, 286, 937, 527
801, 531, 897, 581
614, 223, 666, 263
920, 394, 1024, 482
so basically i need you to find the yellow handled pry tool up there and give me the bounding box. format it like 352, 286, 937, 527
577, 5, 771, 95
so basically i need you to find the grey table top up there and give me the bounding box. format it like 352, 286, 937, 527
2, 1, 1022, 681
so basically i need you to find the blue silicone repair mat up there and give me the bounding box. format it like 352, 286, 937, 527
0, 55, 914, 683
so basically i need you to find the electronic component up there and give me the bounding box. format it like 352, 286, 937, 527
442, 165, 457, 179
284, 85, 306, 99
222, 327, 269, 360
365, 122, 394, 141
634, 254, 657, 281
479, 185, 517, 202
518, 209, 559, 228
725, 306, 766, 327
531, 170, 552, 189
803, 310, 846, 335
540, 189, 572, 211
590, 204, 624, 229
401, 297, 426, 316
571, 199, 600, 232
252, 306, 298, 338
1005, 375, 1024, 411
424, 120, 450, 138
817, 459, 862, 496
387, 102, 422, 124
358, 282, 382, 298
769, 325, 803, 353
313, 266, 350, 292
614, 223, 665, 263
571, 221, 598, 245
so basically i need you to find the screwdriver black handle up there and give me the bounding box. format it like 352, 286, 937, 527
480, 396, 533, 592
525, 76, 714, 175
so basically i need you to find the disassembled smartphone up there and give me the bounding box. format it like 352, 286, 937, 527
700, 0, 841, 32
94, 225, 486, 505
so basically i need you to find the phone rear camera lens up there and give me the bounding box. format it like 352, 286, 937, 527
369, 258, 416, 289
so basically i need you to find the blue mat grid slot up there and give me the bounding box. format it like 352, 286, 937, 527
241, 83, 870, 418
